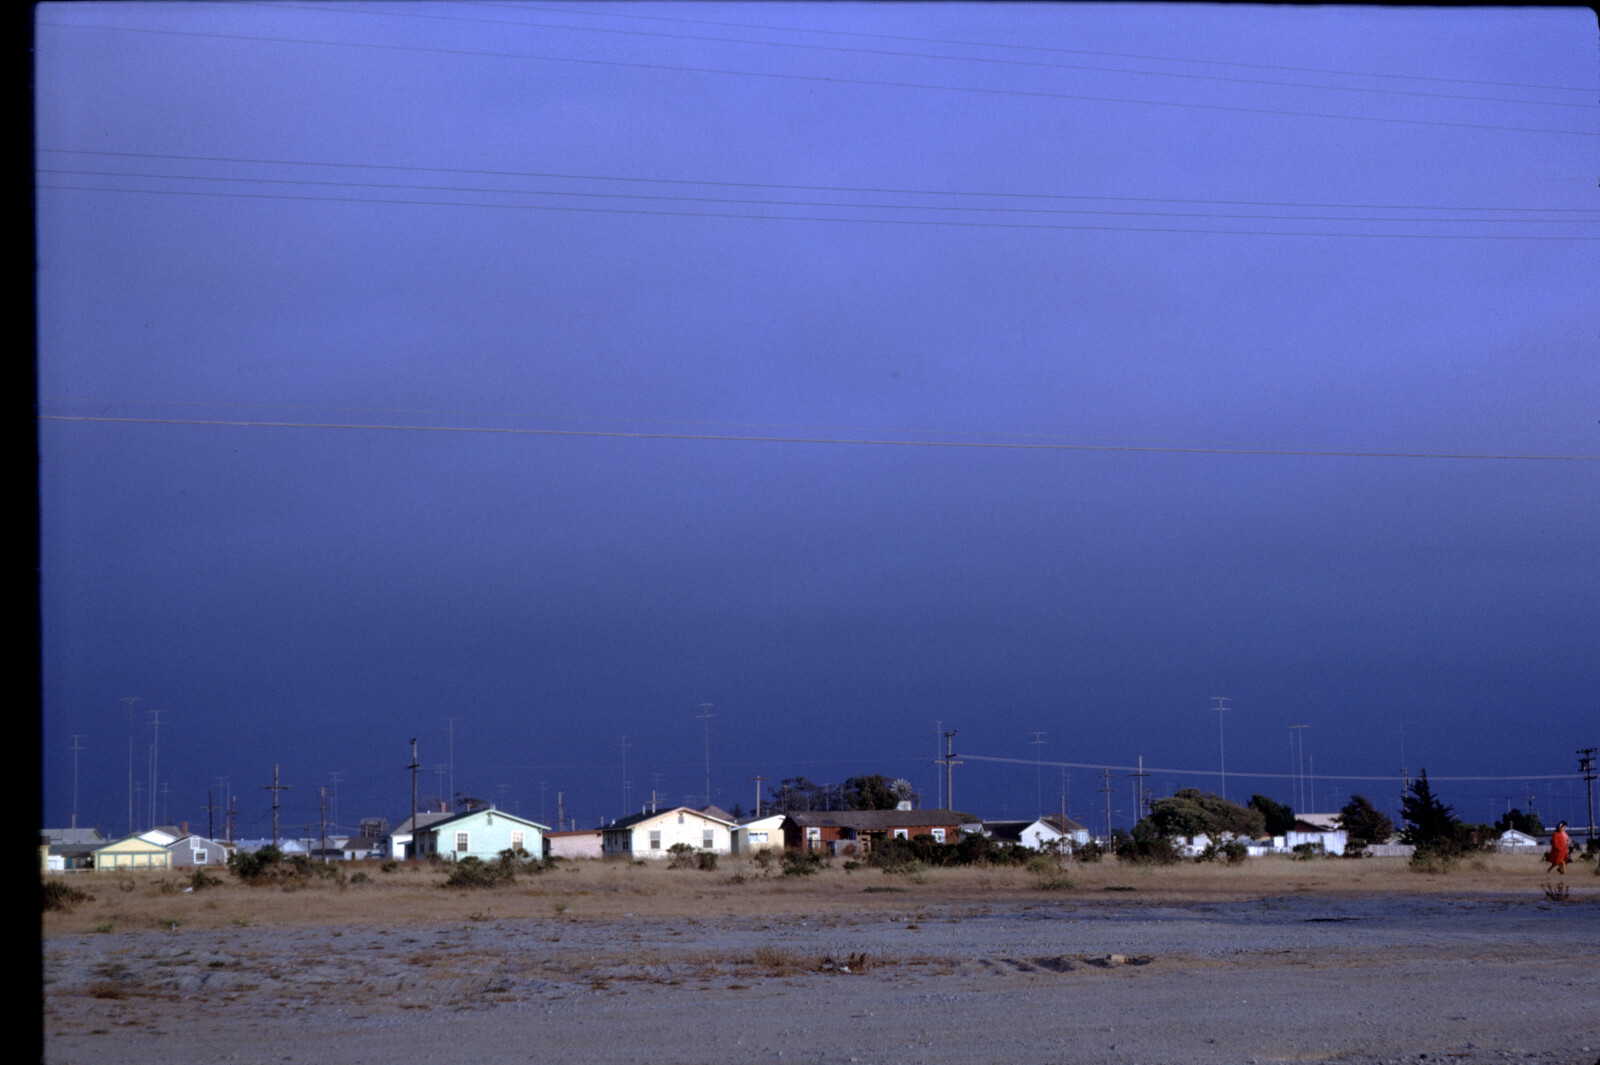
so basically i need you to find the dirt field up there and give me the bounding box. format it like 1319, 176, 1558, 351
42, 855, 1600, 1064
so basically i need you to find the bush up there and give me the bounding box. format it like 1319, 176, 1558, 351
1115, 836, 1179, 865
380, 860, 399, 873
1072, 839, 1106, 863
695, 850, 718, 871
42, 880, 93, 912
666, 843, 697, 869
781, 850, 826, 877
189, 869, 223, 892
1220, 840, 1249, 865
440, 856, 514, 889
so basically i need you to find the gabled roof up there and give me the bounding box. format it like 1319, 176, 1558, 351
43, 827, 105, 845
698, 804, 735, 822
605, 806, 738, 832
785, 809, 979, 830
412, 807, 550, 835
389, 811, 458, 836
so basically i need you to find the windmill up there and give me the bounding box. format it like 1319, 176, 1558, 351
891, 779, 915, 809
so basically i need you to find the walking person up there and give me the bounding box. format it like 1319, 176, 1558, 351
1546, 821, 1570, 875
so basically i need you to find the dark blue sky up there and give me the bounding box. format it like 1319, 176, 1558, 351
37, 4, 1598, 840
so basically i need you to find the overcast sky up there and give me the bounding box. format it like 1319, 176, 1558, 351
37, 3, 1599, 840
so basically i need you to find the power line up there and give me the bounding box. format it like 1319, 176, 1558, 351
478, 2, 1594, 95
37, 167, 1597, 227
40, 19, 1593, 138
963, 753, 1585, 781
254, 1, 1599, 110
37, 414, 1600, 461
38, 149, 1599, 215
37, 184, 1600, 241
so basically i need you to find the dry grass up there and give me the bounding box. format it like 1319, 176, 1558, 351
40, 852, 1578, 937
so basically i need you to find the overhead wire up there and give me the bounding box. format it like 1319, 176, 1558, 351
255, 0, 1599, 110
36, 166, 1599, 228
39, 149, 1599, 215
39, 19, 1595, 138
474, 0, 1594, 95
37, 415, 1600, 461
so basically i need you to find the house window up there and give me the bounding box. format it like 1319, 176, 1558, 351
893, 829, 909, 840
650, 831, 662, 850
456, 832, 470, 853
750, 832, 767, 844
678, 812, 685, 824
511, 831, 525, 852
702, 830, 714, 849
932, 828, 946, 843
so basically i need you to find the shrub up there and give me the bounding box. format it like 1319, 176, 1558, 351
781, 850, 825, 877
1220, 840, 1249, 865
666, 843, 697, 869
695, 850, 718, 871
1072, 839, 1106, 863
1115, 836, 1179, 865
43, 880, 93, 912
440, 856, 514, 889
380, 860, 399, 873
189, 869, 223, 892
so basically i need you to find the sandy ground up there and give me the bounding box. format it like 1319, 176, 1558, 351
42, 862, 1600, 1065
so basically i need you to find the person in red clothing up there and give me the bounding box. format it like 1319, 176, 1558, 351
1546, 821, 1570, 874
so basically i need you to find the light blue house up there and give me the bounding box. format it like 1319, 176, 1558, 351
412, 807, 549, 862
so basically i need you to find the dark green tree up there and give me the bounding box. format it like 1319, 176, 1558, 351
1142, 789, 1266, 839
1336, 794, 1396, 846
1399, 771, 1457, 846
1249, 794, 1297, 836
1493, 808, 1543, 836
768, 777, 823, 812
841, 774, 899, 811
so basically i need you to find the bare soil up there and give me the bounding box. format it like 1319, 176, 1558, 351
42, 855, 1600, 1064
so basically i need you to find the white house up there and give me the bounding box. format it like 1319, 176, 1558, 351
1495, 828, 1540, 854
602, 806, 737, 858
1284, 815, 1348, 856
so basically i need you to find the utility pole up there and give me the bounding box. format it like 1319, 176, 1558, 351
407, 739, 420, 860
261, 764, 290, 849
620, 735, 631, 813
202, 790, 222, 841
934, 721, 943, 810
148, 708, 166, 831
1210, 697, 1230, 802
1580, 748, 1597, 843
446, 717, 456, 807
120, 696, 144, 837
1030, 732, 1046, 817
317, 786, 330, 862
226, 794, 238, 844
941, 730, 960, 811
556, 789, 565, 833
329, 771, 343, 833
696, 704, 714, 808
747, 775, 766, 818
1129, 755, 1150, 821
1289, 725, 1309, 811
1099, 768, 1115, 840
70, 735, 84, 829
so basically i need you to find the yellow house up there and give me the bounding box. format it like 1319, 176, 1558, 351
92, 830, 176, 871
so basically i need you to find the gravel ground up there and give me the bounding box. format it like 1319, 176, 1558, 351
44, 892, 1599, 1065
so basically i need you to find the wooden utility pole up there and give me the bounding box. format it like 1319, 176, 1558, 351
407, 739, 420, 861
1100, 768, 1115, 840
941, 730, 961, 811
261, 764, 291, 849
747, 775, 767, 818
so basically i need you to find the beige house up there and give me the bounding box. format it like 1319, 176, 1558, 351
602, 806, 736, 858
92, 830, 177, 871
